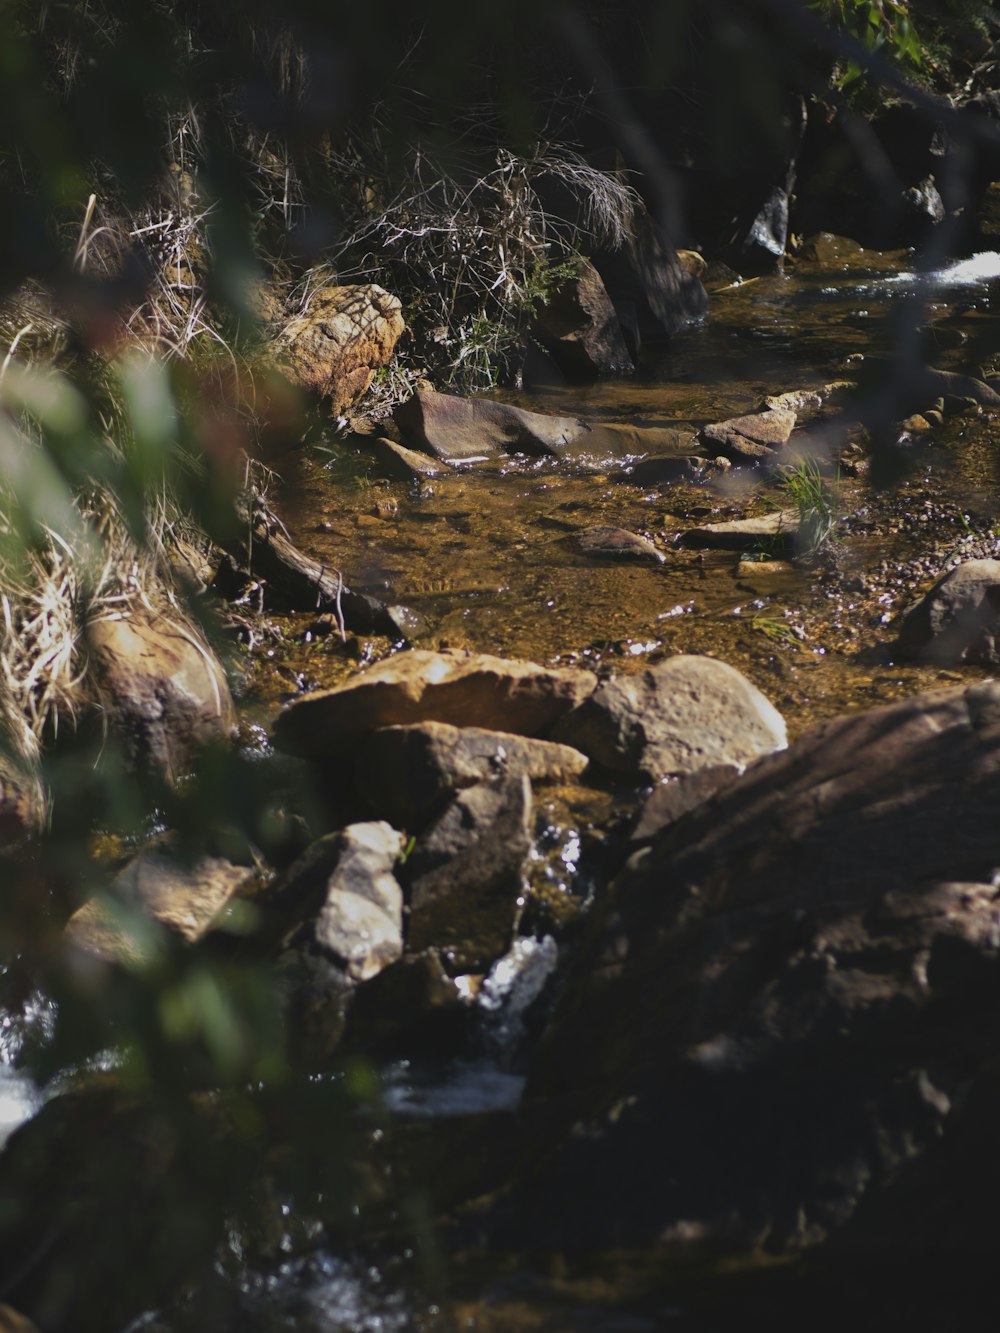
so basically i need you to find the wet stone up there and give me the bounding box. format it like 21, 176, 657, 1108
356, 721, 588, 828
552, 654, 787, 782
405, 774, 533, 972
573, 526, 665, 564
364, 436, 453, 480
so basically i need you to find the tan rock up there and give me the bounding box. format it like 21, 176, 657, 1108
272, 649, 598, 758
698, 408, 797, 463
683, 508, 800, 549
86, 611, 236, 782
67, 844, 252, 963
276, 283, 405, 415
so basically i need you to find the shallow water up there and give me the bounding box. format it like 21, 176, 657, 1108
270, 252, 1000, 740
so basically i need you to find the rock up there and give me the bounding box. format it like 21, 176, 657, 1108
363, 436, 453, 480
395, 388, 585, 460
591, 201, 708, 341
629, 764, 741, 844
896, 559, 1000, 667
623, 454, 704, 486
573, 526, 665, 563
675, 249, 707, 280
682, 508, 800, 550
85, 610, 236, 782
761, 388, 823, 415
552, 654, 786, 781
272, 650, 597, 758
698, 407, 797, 463
275, 283, 405, 415
900, 175, 945, 241
799, 232, 866, 265
531, 256, 634, 378
356, 722, 587, 828
341, 950, 472, 1059
296, 822, 406, 984
0, 751, 44, 845
406, 774, 532, 971
66, 843, 252, 963
519, 680, 1000, 1254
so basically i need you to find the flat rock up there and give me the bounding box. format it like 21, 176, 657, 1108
394, 388, 585, 460
86, 610, 236, 782
272, 650, 597, 758
698, 407, 797, 463
66, 844, 252, 963
682, 508, 800, 549
896, 558, 1000, 666
356, 722, 588, 827
406, 774, 533, 971
623, 454, 704, 486
552, 654, 787, 781
573, 526, 665, 563
364, 436, 452, 480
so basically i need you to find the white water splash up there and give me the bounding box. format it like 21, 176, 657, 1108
888, 251, 1000, 288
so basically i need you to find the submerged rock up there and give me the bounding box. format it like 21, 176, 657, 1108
405, 774, 532, 971
895, 558, 1000, 667
272, 650, 597, 758
85, 610, 236, 782
572, 525, 665, 563
531, 256, 634, 379
364, 436, 453, 481
275, 283, 405, 415
519, 681, 1000, 1254
356, 721, 587, 828
552, 654, 786, 781
66, 842, 253, 963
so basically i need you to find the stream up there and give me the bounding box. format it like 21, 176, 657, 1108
8, 241, 1000, 1331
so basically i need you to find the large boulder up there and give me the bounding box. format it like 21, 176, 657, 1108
85, 611, 236, 782
514, 681, 1000, 1254
531, 256, 634, 379
275, 283, 405, 416
272, 650, 597, 759
895, 559, 1000, 667
356, 721, 588, 828
552, 654, 786, 781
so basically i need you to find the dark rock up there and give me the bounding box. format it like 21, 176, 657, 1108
364, 436, 453, 480
573, 526, 665, 564
65, 842, 253, 963
0, 751, 44, 846
341, 950, 472, 1059
900, 175, 945, 241
356, 721, 587, 828
272, 650, 597, 759
629, 764, 741, 844
737, 184, 791, 272
896, 559, 1000, 667
590, 202, 708, 342
682, 508, 799, 550
406, 774, 532, 971
531, 256, 634, 379
552, 654, 786, 781
85, 610, 236, 782
623, 454, 704, 486
517, 681, 1000, 1254
698, 407, 797, 463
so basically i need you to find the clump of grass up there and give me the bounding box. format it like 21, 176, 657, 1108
751, 610, 804, 647
779, 458, 839, 560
